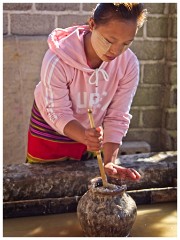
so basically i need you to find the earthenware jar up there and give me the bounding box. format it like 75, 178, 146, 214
77, 177, 137, 237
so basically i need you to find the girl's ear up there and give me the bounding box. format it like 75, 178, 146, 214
89, 17, 96, 31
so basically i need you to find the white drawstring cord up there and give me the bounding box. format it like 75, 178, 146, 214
88, 68, 109, 87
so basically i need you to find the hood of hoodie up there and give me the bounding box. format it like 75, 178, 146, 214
47, 26, 137, 105
48, 25, 95, 74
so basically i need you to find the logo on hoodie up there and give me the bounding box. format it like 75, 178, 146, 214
77, 91, 108, 110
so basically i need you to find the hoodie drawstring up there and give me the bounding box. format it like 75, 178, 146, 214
88, 68, 109, 88
87, 68, 109, 108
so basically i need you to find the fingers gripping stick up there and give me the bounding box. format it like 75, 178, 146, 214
87, 109, 109, 188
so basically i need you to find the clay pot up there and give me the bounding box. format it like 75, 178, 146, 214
77, 177, 137, 237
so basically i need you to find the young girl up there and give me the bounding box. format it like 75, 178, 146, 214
27, 3, 147, 181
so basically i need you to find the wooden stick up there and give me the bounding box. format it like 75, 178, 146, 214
87, 109, 108, 187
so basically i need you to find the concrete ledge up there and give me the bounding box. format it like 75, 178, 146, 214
3, 187, 177, 218
3, 151, 177, 218
119, 141, 151, 155
128, 187, 177, 205
3, 196, 81, 218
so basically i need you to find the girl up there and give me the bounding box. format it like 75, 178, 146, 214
27, 3, 147, 181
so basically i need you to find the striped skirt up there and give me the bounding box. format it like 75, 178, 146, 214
26, 101, 94, 163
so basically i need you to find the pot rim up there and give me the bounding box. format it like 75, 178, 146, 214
89, 177, 127, 196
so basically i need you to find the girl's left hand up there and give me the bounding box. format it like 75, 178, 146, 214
104, 162, 141, 181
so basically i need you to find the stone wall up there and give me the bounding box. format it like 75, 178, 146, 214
3, 3, 177, 165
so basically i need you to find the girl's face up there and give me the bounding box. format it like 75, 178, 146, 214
90, 19, 137, 62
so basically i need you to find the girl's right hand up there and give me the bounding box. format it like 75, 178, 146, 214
85, 126, 103, 152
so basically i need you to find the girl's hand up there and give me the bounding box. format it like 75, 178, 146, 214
85, 126, 103, 152
104, 162, 141, 181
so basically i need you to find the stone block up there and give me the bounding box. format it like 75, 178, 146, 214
3, 151, 177, 217
130, 41, 165, 60
3, 3, 32, 10
136, 25, 143, 37
129, 187, 177, 205
165, 110, 177, 130
3, 36, 48, 165
3, 151, 177, 201
161, 130, 177, 151
3, 196, 80, 218
166, 41, 177, 62
169, 17, 177, 38
143, 63, 164, 84
144, 3, 165, 14
124, 130, 161, 151
58, 15, 89, 28
169, 3, 177, 14
150, 187, 177, 203
11, 14, 55, 35
142, 108, 162, 128
35, 3, 80, 11
3, 13, 8, 35
147, 17, 168, 38
132, 85, 162, 107
163, 86, 177, 108
82, 3, 97, 11
3, 187, 177, 218
119, 141, 151, 155
171, 88, 177, 107
129, 109, 140, 128
168, 65, 177, 85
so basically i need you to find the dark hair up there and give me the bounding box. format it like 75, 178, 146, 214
92, 3, 147, 28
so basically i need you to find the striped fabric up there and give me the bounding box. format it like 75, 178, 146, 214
29, 101, 75, 142
26, 101, 94, 163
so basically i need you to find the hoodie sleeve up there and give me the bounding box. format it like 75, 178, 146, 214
36, 49, 76, 135
103, 55, 139, 145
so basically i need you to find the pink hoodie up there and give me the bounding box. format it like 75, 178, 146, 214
34, 25, 139, 145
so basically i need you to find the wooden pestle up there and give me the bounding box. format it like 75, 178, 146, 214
87, 109, 109, 188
